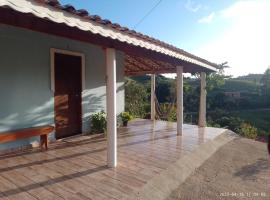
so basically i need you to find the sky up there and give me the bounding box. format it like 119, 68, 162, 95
59, 0, 270, 77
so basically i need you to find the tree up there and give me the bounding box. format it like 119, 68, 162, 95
261, 67, 270, 89
206, 62, 230, 92
260, 67, 270, 107
125, 78, 149, 117
155, 75, 173, 103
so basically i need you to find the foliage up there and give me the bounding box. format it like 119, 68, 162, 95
206, 62, 230, 92
159, 103, 177, 122
156, 75, 175, 103
90, 111, 106, 133
207, 109, 262, 139
125, 78, 149, 118
260, 67, 270, 107
189, 62, 229, 93
237, 123, 258, 139
260, 67, 270, 88
119, 112, 132, 123
168, 108, 177, 122
130, 75, 151, 84
231, 110, 270, 136
208, 110, 244, 133
220, 79, 260, 93
183, 81, 200, 112
126, 65, 270, 138
184, 62, 230, 112
235, 73, 263, 83
208, 93, 240, 111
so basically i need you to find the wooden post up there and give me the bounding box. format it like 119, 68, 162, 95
151, 74, 156, 120
106, 48, 117, 167
176, 66, 183, 135
198, 72, 206, 127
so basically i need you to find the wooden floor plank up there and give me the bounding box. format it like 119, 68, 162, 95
0, 175, 38, 200
21, 155, 112, 200
0, 120, 225, 200
1, 170, 64, 200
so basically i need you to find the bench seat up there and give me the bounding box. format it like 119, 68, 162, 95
0, 125, 54, 150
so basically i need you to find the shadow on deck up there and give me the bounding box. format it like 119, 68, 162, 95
0, 119, 228, 200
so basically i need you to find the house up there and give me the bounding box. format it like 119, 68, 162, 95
0, 0, 218, 167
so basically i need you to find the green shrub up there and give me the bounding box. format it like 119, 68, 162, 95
125, 79, 149, 118
168, 107, 177, 122
208, 111, 259, 139
237, 122, 258, 139
91, 111, 106, 133
119, 112, 132, 123
158, 103, 177, 122
214, 116, 244, 132
207, 119, 221, 128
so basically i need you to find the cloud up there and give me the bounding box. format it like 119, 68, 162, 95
195, 0, 270, 77
185, 0, 201, 12
198, 12, 215, 23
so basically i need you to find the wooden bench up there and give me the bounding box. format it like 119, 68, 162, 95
0, 125, 54, 150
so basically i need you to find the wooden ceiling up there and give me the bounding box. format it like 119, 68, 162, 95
124, 49, 218, 76
125, 54, 176, 76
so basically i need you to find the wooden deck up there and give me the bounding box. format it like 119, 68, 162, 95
0, 119, 226, 200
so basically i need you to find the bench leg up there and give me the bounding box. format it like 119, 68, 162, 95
40, 135, 44, 150
44, 135, 48, 150
40, 135, 48, 151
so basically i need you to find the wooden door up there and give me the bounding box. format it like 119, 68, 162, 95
54, 53, 82, 139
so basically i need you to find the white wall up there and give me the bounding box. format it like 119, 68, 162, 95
0, 24, 125, 151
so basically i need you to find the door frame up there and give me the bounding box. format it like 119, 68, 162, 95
50, 48, 85, 92
50, 48, 86, 136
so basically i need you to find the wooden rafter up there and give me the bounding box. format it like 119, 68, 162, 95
125, 60, 142, 72
135, 57, 159, 71
125, 54, 177, 76
126, 69, 176, 76
125, 55, 151, 72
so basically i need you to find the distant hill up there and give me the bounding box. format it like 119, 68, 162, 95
235, 74, 263, 83
219, 74, 263, 94
220, 79, 259, 93
128, 73, 262, 96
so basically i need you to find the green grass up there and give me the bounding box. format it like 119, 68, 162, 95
230, 110, 270, 136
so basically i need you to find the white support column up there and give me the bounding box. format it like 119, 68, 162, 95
176, 66, 183, 135
151, 74, 156, 121
198, 72, 207, 127
106, 48, 117, 167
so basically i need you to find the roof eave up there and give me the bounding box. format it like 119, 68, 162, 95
0, 0, 219, 71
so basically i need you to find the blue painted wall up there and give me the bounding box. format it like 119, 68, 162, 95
0, 24, 125, 151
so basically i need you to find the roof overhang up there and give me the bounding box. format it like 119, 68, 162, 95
0, 0, 218, 75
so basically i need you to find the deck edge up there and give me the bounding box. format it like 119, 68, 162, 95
126, 130, 238, 200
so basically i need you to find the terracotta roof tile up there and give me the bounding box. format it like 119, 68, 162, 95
46, 0, 59, 6
77, 9, 89, 17
32, 0, 218, 68
62, 4, 76, 13
101, 19, 112, 25
91, 15, 102, 22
